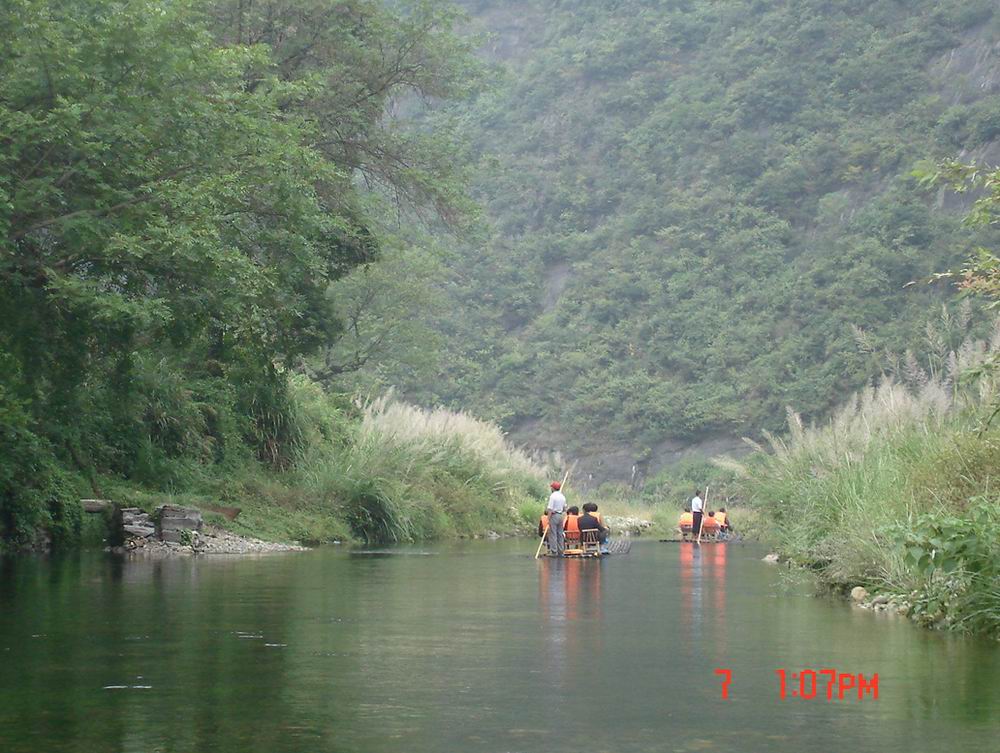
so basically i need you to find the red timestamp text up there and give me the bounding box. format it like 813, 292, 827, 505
775, 669, 878, 700
714, 668, 879, 701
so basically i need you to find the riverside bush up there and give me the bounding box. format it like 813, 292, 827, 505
737, 329, 1000, 635
0, 388, 84, 550
900, 500, 1000, 636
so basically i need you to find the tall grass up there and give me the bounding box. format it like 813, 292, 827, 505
105, 380, 553, 546
734, 321, 1000, 636
296, 392, 552, 544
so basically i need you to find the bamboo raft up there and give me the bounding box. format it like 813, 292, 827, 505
658, 533, 744, 544
540, 539, 632, 557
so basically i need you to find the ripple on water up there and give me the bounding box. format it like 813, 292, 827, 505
349, 550, 435, 556
103, 686, 153, 690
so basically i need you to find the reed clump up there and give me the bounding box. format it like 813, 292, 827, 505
736, 323, 1000, 637
296, 391, 551, 544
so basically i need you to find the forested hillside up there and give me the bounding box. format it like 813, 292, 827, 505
385, 0, 1000, 484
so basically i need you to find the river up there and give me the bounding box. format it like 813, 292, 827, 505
1, 540, 998, 752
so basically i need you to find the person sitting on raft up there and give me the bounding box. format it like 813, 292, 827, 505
578, 502, 610, 553
701, 511, 720, 540
678, 507, 694, 540
716, 507, 731, 535
563, 506, 581, 545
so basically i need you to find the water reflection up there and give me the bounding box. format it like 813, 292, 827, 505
2, 543, 1000, 753
679, 543, 730, 654
539, 558, 604, 625
679, 543, 702, 638
538, 557, 605, 687
708, 542, 727, 643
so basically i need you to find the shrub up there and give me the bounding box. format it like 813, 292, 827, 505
737, 326, 1000, 635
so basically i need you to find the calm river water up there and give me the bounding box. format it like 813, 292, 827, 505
1, 540, 998, 752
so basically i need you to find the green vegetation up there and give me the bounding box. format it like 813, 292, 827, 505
6, 0, 1000, 557
107, 382, 548, 546
0, 0, 533, 550
736, 328, 1000, 637
736, 160, 1000, 638
382, 0, 1000, 470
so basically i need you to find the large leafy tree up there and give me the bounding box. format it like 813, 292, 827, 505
210, 0, 480, 225
2, 0, 341, 468
0, 0, 477, 545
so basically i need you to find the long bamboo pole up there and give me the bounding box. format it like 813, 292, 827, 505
534, 468, 572, 559
697, 484, 710, 544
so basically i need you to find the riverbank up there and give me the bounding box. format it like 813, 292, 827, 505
737, 376, 1000, 639
7, 384, 552, 553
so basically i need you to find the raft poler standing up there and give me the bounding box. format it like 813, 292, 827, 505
546, 481, 567, 555
691, 489, 705, 541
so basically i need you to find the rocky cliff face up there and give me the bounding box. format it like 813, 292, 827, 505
934, 23, 1000, 176
932, 24, 1000, 106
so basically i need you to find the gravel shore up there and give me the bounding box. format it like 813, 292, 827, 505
115, 527, 308, 556
605, 515, 655, 535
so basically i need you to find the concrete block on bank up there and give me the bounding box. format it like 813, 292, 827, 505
122, 508, 153, 527
159, 517, 201, 531
154, 506, 202, 541
124, 525, 156, 538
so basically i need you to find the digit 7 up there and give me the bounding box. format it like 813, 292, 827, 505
820, 668, 837, 700
715, 668, 732, 700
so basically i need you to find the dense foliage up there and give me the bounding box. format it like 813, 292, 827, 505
736, 92, 1000, 638
112, 381, 548, 546
383, 0, 1000, 471
0, 0, 480, 547
738, 338, 1000, 637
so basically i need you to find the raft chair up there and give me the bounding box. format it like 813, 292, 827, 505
580, 529, 602, 557
562, 529, 584, 557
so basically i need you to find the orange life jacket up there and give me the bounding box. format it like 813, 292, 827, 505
539, 513, 549, 537
716, 512, 728, 527
679, 512, 694, 528
702, 514, 719, 531
564, 514, 580, 539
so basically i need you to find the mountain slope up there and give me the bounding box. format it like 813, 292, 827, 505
396, 0, 1000, 485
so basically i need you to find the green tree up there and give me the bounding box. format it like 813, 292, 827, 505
0, 0, 479, 546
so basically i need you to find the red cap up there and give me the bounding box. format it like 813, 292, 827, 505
550, 481, 562, 490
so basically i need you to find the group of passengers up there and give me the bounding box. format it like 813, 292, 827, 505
677, 489, 732, 541
539, 481, 610, 555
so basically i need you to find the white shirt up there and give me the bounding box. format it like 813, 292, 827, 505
547, 491, 566, 514
691, 495, 704, 513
